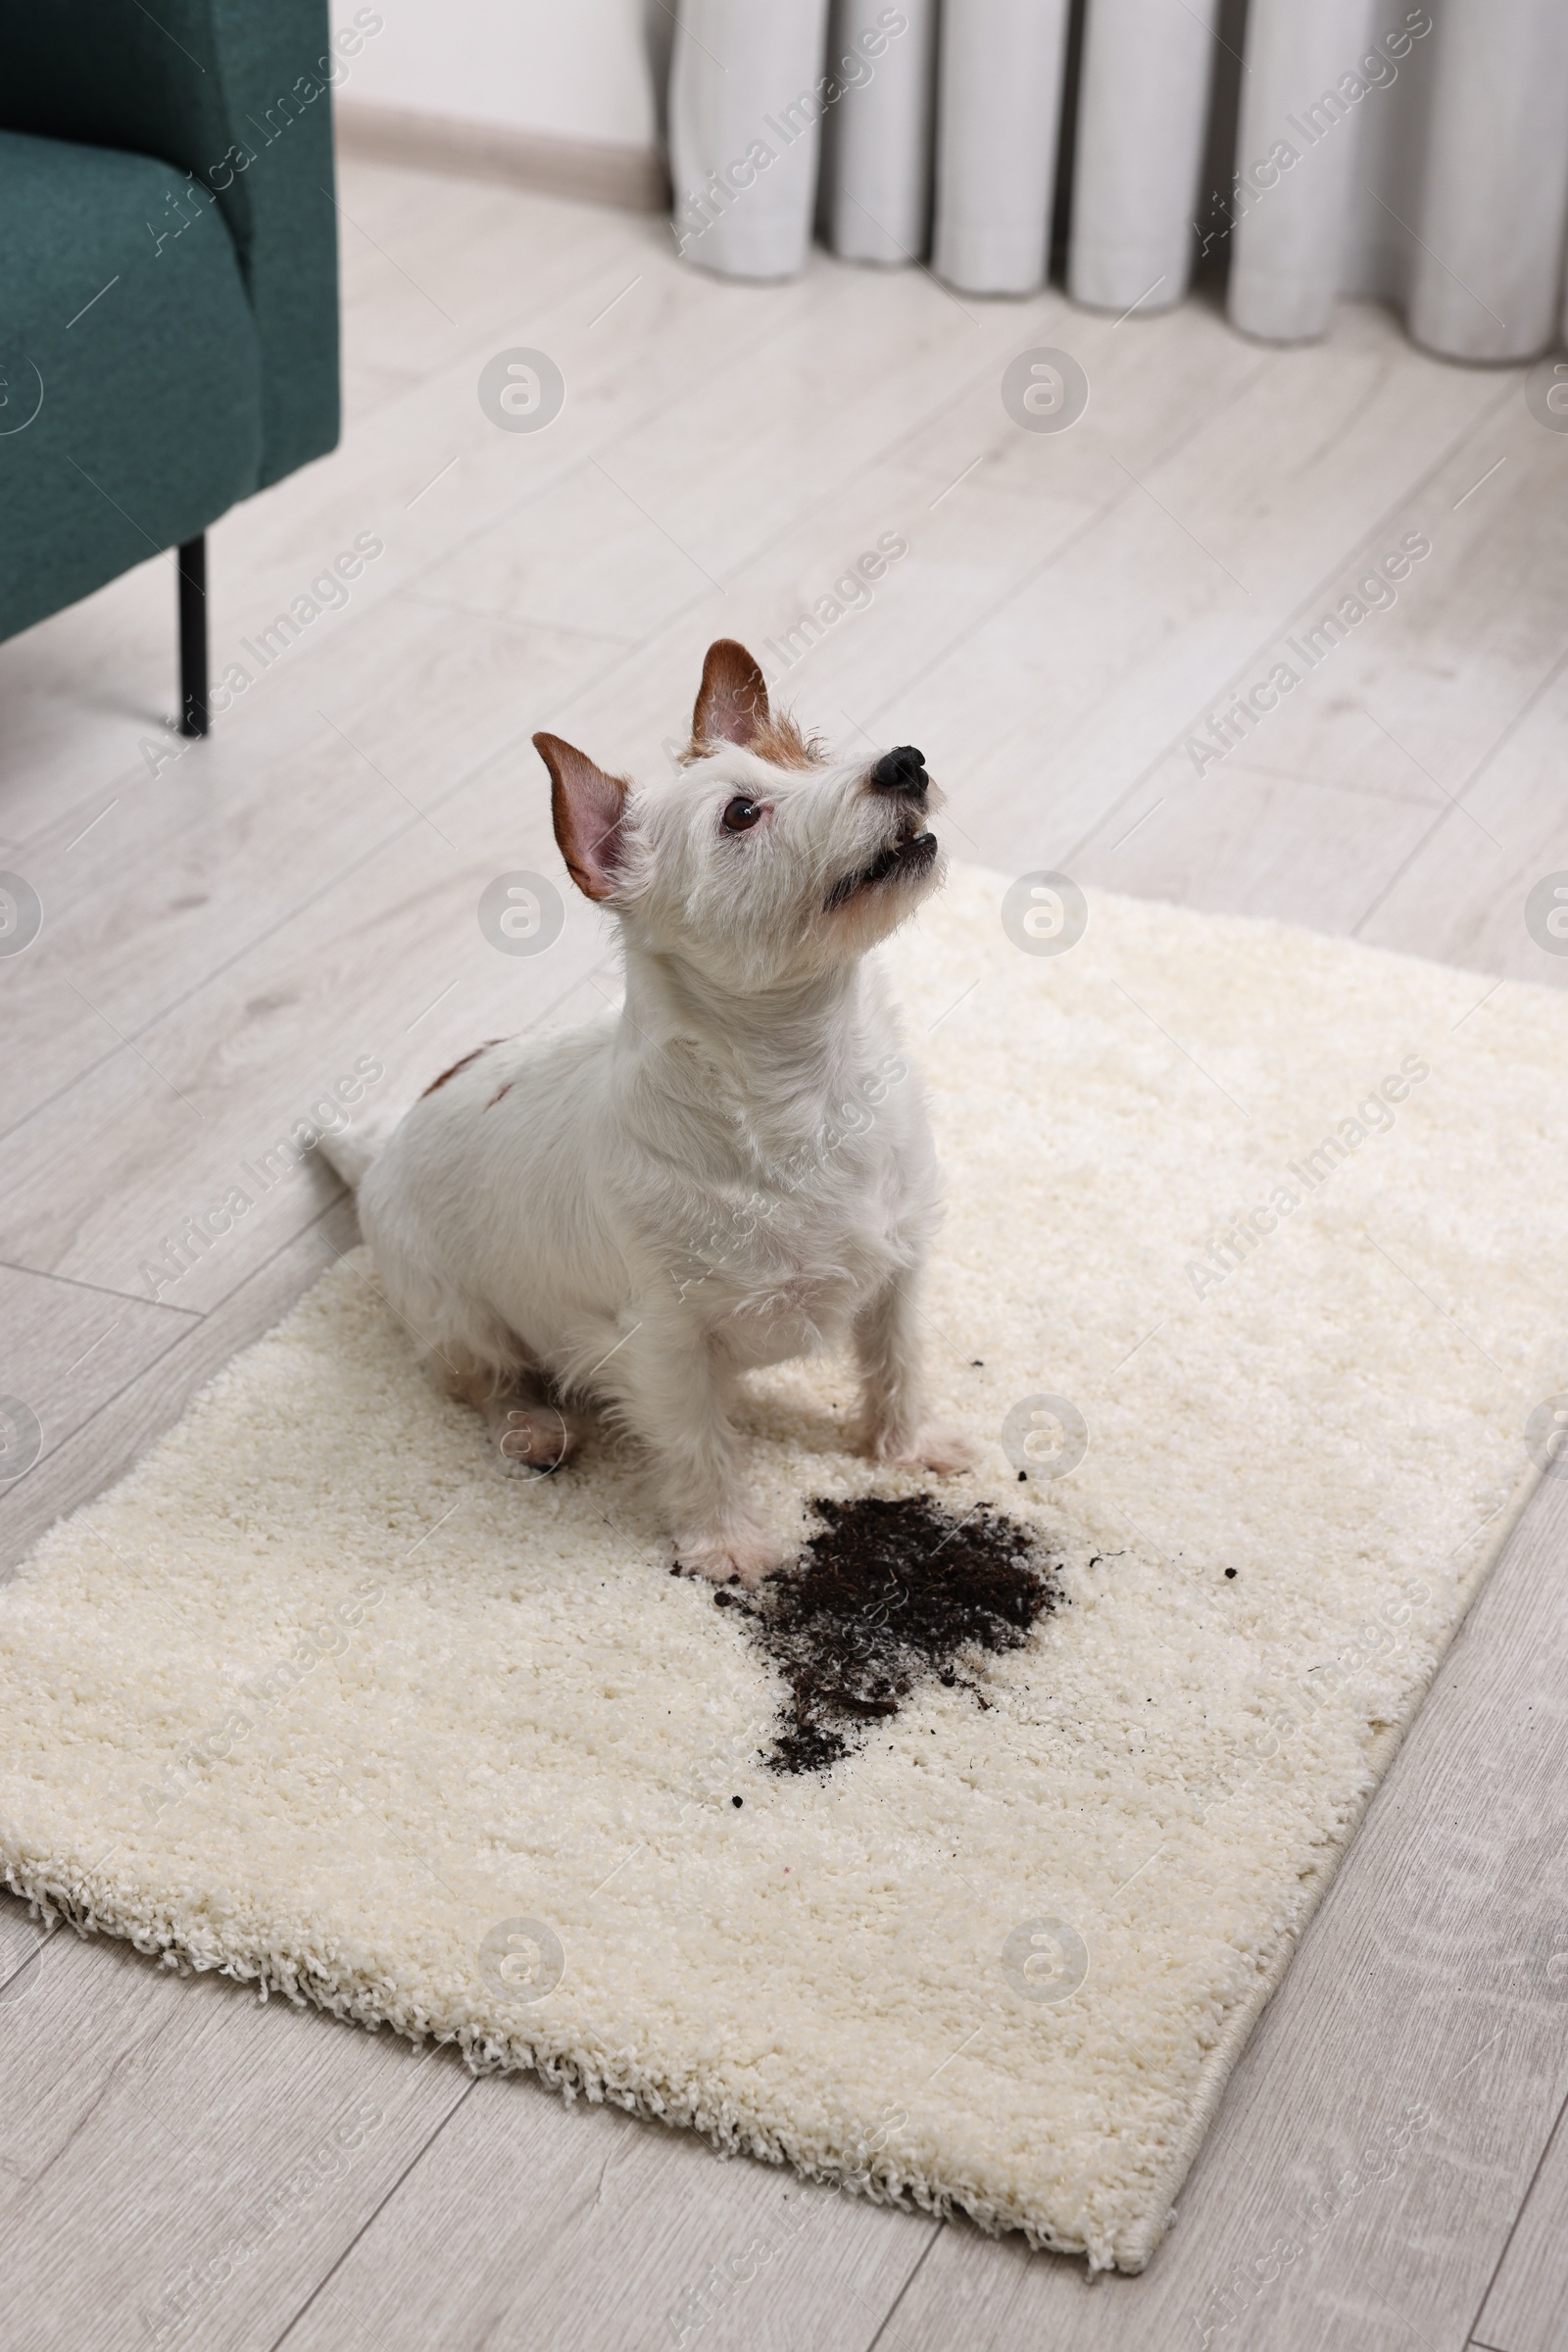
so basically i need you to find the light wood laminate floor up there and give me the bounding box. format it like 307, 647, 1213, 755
2, 155, 1566, 2352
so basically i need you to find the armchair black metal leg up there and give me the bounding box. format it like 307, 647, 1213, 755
177, 534, 209, 738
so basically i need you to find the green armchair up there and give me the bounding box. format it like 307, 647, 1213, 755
0, 0, 347, 732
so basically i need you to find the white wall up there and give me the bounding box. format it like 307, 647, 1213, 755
332, 0, 662, 150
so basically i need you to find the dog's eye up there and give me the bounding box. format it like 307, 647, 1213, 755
721, 796, 763, 833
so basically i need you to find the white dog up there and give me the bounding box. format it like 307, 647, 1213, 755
336, 640, 975, 1585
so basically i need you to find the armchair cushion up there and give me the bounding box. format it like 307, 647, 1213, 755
0, 130, 263, 640
0, 0, 341, 488
0, 0, 340, 644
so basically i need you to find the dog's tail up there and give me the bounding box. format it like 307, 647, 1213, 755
318, 1109, 398, 1192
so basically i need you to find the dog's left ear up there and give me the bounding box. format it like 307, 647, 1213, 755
533, 732, 630, 903
692, 639, 769, 750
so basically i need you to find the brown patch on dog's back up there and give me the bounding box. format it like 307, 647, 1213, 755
421, 1039, 506, 1099
717, 1494, 1057, 1775
485, 1080, 513, 1109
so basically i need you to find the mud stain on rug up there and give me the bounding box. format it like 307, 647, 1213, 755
718, 1495, 1059, 1774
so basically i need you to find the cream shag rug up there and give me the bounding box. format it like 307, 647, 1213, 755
5, 868, 1567, 2275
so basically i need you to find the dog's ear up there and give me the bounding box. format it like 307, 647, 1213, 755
692, 639, 769, 750
533, 732, 629, 903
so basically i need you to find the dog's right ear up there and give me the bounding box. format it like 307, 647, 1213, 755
692, 639, 769, 750
533, 732, 629, 903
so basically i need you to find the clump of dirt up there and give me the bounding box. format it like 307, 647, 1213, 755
718, 1494, 1057, 1775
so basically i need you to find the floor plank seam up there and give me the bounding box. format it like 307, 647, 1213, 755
177, 1187, 358, 1327
1462, 2081, 1568, 2348
1, 1319, 217, 1541
364, 254, 889, 634
849, 348, 1285, 756
0, 811, 418, 1152
0, 1194, 356, 1577
0, 1910, 60, 1999
1064, 372, 1523, 870
267, 2074, 478, 2352
863, 2223, 945, 2352
1351, 640, 1568, 937
394, 587, 636, 651
0, 1257, 204, 1316
364, 249, 1096, 675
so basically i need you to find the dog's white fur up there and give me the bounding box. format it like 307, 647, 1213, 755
340, 641, 975, 1584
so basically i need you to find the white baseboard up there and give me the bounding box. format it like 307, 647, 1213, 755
335, 100, 669, 213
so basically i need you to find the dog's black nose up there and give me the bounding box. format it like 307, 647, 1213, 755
870, 744, 928, 798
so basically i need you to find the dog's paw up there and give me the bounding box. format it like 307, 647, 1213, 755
674, 1525, 789, 1590
861, 1420, 980, 1476
494, 1406, 576, 1474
